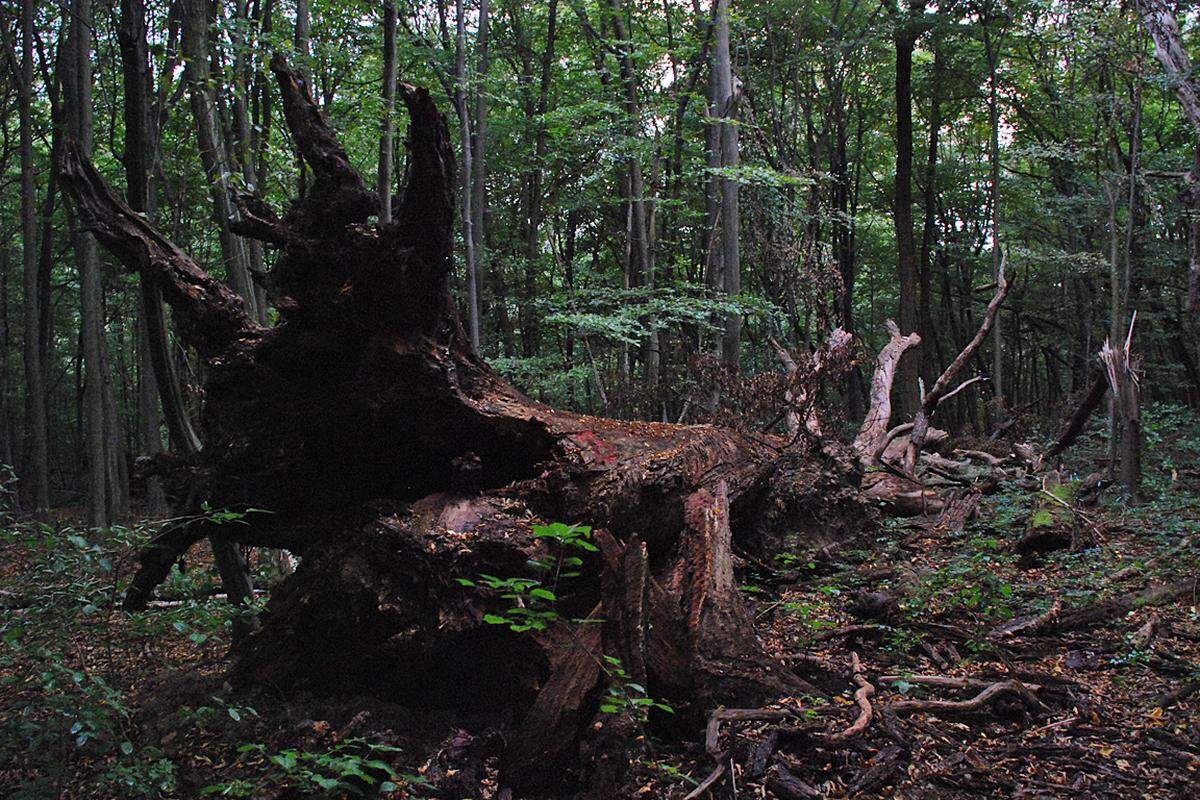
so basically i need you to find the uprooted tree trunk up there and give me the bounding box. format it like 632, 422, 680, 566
61, 56, 872, 793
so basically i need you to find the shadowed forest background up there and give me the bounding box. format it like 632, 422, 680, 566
1, 0, 1199, 798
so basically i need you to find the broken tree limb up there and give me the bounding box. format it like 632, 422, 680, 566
59, 144, 263, 360
770, 327, 854, 438
683, 706, 794, 800
1039, 365, 1109, 468
902, 253, 1010, 471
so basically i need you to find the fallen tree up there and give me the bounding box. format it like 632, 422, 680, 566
60, 57, 874, 793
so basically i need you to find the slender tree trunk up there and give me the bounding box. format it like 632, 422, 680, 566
19, 0, 50, 518
233, 0, 269, 323
469, 0, 490, 351
984, 15, 1003, 405
181, 0, 258, 319
714, 0, 740, 370
65, 0, 111, 527
515, 0, 558, 360
452, 0, 479, 353
119, 0, 168, 515
294, 0, 311, 196
893, 0, 925, 419
179, 0, 258, 630
0, 251, 14, 485
607, 0, 658, 395
378, 1, 397, 223
919, 43, 943, 390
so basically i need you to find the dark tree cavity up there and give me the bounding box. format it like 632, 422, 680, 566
60, 58, 872, 792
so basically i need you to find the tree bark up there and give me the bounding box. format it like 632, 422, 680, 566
60, 57, 873, 791
18, 0, 50, 518
714, 0, 741, 370
452, 0, 479, 353
65, 0, 113, 528
469, 0, 490, 351
892, 0, 925, 420
181, 0, 259, 320
983, 10, 1004, 403
1137, 0, 1200, 339
378, 1, 398, 223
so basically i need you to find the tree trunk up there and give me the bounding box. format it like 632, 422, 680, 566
181, 0, 258, 320
469, 0, 490, 351
714, 0, 740, 370
984, 13, 1004, 404
232, 0, 269, 324
19, 0, 50, 518
452, 0, 479, 353
1138, 0, 1200, 338
378, 1, 397, 224
892, 0, 924, 420
65, 0, 112, 528
61, 58, 873, 791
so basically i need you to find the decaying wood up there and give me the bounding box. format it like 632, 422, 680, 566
60, 56, 872, 791
1039, 365, 1109, 468
848, 258, 1011, 514
684, 706, 794, 800
1100, 314, 1142, 491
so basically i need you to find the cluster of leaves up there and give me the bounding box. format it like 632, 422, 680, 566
904, 536, 1017, 626
540, 285, 781, 348
457, 522, 598, 633
598, 655, 673, 719
203, 739, 425, 798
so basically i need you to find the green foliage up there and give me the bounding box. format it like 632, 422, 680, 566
206, 739, 423, 798
456, 573, 562, 632
0, 510, 271, 798
598, 655, 674, 719
904, 536, 1017, 625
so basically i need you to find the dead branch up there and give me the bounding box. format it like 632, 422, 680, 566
902, 253, 1010, 471
823, 651, 875, 743
1039, 365, 1109, 468
878, 675, 1043, 692
888, 678, 1041, 717
684, 707, 794, 800
988, 600, 1063, 640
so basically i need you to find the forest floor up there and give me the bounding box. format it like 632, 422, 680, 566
1, 406, 1198, 799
